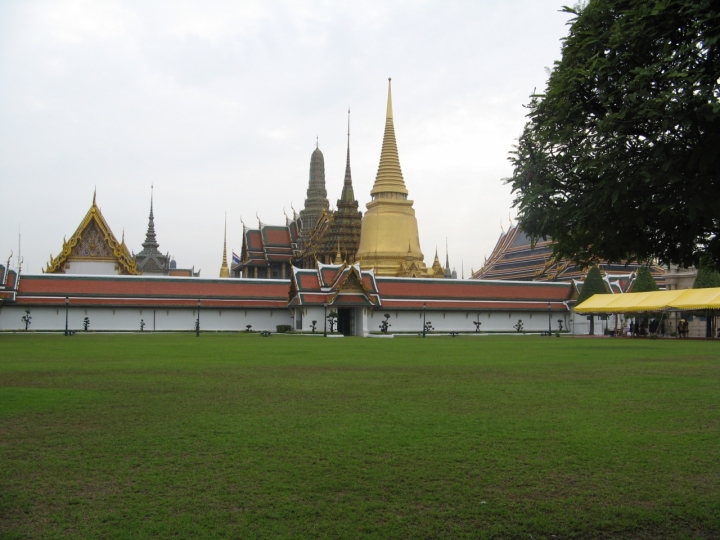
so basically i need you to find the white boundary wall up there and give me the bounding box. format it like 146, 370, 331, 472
366, 309, 569, 334
0, 305, 293, 333
2, 304, 570, 335
291, 306, 569, 336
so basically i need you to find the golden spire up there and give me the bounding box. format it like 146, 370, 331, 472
92, 187, 97, 206
370, 78, 408, 196
334, 240, 342, 264
220, 213, 230, 278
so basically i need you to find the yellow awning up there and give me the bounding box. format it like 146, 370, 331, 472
574, 288, 720, 313
669, 288, 720, 310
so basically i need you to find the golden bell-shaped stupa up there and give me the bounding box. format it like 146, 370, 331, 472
356, 79, 428, 277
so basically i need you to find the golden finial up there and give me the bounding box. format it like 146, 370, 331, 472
6, 250, 13, 269
387, 78, 393, 119
500, 219, 504, 234
240, 215, 246, 231
92, 187, 96, 206
256, 212, 261, 228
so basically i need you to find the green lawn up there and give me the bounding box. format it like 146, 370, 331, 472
1, 334, 718, 539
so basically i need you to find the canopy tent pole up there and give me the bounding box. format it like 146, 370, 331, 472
614, 313, 618, 337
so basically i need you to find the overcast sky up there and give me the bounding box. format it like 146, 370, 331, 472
0, 0, 572, 277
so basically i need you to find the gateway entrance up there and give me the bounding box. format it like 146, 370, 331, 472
337, 308, 355, 336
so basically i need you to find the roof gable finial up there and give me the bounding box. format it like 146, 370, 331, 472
93, 187, 96, 206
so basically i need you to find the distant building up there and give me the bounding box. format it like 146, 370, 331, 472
473, 223, 665, 287
233, 218, 300, 279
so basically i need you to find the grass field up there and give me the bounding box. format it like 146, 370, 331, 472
1, 333, 719, 539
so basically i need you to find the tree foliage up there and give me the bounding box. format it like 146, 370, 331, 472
693, 257, 720, 288
632, 266, 660, 292
508, 0, 720, 269
576, 266, 609, 305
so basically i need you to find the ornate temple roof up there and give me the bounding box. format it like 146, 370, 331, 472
298, 143, 330, 248
135, 187, 170, 275
236, 217, 301, 271
289, 262, 380, 307
473, 223, 666, 290
45, 191, 138, 275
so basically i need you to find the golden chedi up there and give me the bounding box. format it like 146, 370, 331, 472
356, 79, 429, 277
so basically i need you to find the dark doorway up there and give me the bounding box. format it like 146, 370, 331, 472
338, 308, 354, 336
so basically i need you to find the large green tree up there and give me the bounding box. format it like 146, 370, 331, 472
508, 0, 720, 269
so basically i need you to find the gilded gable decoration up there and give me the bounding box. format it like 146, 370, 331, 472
45, 192, 138, 275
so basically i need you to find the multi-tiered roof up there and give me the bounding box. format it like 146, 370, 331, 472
474, 223, 666, 292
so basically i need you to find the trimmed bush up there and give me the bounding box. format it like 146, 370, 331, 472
632, 266, 660, 292
276, 325, 292, 334
576, 266, 609, 306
